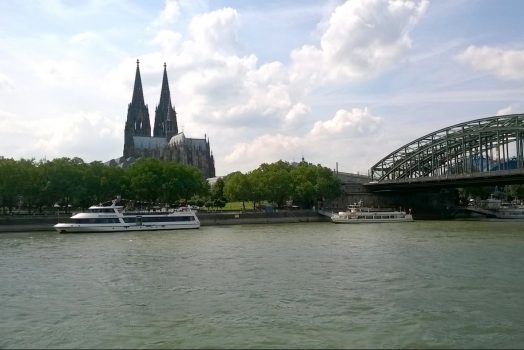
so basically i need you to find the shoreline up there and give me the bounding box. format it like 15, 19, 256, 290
0, 210, 329, 233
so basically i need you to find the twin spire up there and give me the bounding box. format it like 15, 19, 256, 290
128, 59, 178, 140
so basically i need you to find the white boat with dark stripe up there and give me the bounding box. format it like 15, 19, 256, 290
331, 201, 413, 224
54, 200, 200, 233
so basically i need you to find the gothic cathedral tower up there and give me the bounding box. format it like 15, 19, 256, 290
153, 63, 178, 140
123, 59, 151, 158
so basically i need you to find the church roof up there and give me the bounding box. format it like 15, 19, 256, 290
133, 136, 167, 150
168, 133, 208, 149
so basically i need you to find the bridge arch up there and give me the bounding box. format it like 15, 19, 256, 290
370, 114, 524, 182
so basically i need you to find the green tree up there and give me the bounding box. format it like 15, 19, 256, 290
126, 158, 164, 203
125, 157, 208, 206
39, 157, 87, 210
245, 170, 266, 210
210, 177, 227, 210
224, 171, 251, 210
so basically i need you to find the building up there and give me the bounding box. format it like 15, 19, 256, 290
111, 60, 215, 179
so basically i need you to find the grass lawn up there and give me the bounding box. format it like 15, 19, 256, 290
223, 201, 256, 210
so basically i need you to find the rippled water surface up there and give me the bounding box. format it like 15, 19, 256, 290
1, 220, 524, 348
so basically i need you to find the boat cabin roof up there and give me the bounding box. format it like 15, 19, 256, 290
88, 205, 123, 211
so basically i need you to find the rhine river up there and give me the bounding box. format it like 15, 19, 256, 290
1, 220, 524, 349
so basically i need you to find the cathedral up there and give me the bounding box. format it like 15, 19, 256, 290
111, 60, 215, 179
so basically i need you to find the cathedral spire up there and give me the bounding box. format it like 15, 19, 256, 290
131, 59, 146, 107
154, 62, 178, 139
123, 59, 151, 157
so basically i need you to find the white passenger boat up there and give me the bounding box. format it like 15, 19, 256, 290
54, 200, 200, 233
331, 201, 413, 224
480, 196, 524, 219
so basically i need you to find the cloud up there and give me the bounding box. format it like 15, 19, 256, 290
284, 103, 311, 126
70, 31, 97, 45
0, 0, 431, 175
223, 107, 383, 172
145, 0, 426, 133
152, 30, 183, 54
189, 7, 240, 55
309, 108, 382, 138
291, 0, 428, 85
225, 133, 303, 166
36, 112, 122, 161
0, 72, 15, 91
496, 105, 513, 116
456, 45, 524, 80
33, 59, 86, 87
153, 0, 181, 28
0, 107, 122, 161
138, 1, 425, 174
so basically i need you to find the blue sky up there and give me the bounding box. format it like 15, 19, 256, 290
1, 0, 524, 176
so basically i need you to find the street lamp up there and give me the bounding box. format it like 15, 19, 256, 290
53, 203, 60, 223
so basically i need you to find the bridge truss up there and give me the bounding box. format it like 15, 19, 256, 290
370, 114, 524, 183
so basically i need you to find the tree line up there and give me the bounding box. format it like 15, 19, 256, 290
0, 157, 342, 214
222, 160, 341, 210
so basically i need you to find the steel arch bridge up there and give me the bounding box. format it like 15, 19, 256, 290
369, 114, 524, 188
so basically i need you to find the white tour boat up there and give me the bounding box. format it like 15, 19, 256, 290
54, 200, 200, 233
480, 195, 524, 219
331, 201, 414, 224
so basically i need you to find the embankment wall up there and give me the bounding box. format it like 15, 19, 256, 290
0, 210, 327, 233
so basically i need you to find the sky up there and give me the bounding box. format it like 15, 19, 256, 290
1, 0, 524, 176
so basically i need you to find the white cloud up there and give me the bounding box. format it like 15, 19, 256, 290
0, 0, 437, 175
496, 105, 513, 116
225, 133, 303, 166
33, 59, 85, 87
35, 112, 122, 161
138, 1, 424, 174
153, 0, 181, 28
284, 103, 310, 126
0, 72, 14, 91
291, 0, 428, 85
189, 7, 240, 55
143, 0, 424, 134
456, 45, 524, 80
70, 31, 97, 45
309, 108, 382, 138
0, 108, 122, 162
222, 107, 383, 173
152, 30, 183, 54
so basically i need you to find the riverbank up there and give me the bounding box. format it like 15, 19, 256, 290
0, 210, 328, 233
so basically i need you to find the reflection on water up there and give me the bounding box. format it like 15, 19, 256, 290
1, 220, 524, 348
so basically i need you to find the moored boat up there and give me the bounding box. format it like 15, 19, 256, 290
331, 201, 413, 224
54, 200, 200, 233
480, 195, 524, 219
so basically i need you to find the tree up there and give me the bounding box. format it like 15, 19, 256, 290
125, 157, 208, 206
210, 177, 227, 210
245, 170, 266, 210
224, 171, 251, 210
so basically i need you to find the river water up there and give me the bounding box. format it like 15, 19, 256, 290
1, 220, 524, 349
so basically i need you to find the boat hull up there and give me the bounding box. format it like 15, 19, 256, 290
495, 210, 524, 219
331, 216, 413, 224
54, 222, 200, 233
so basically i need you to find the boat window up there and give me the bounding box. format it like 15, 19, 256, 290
141, 216, 193, 222
72, 218, 120, 224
